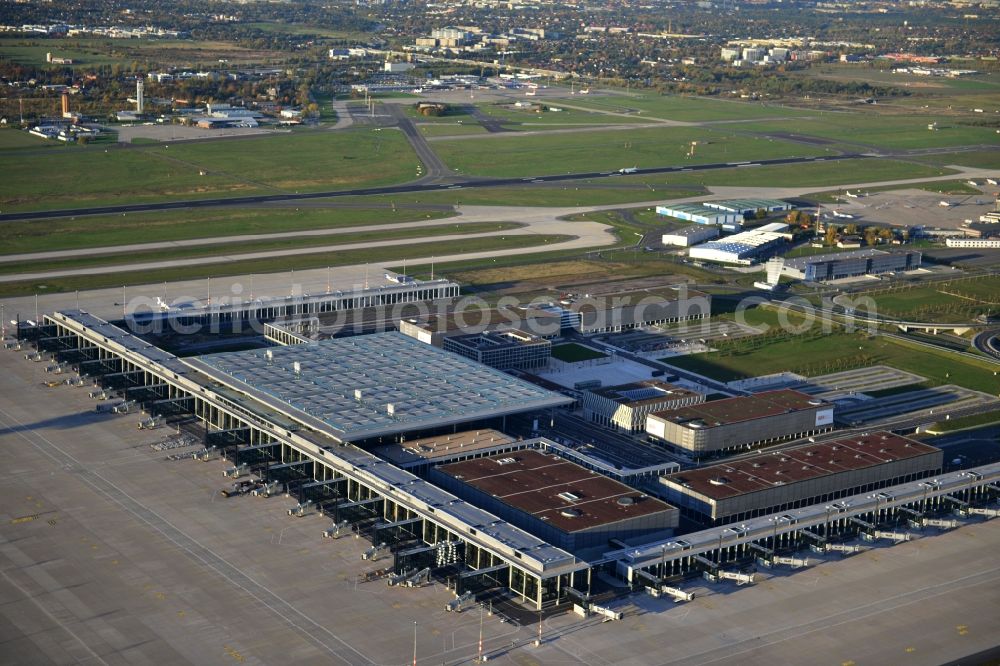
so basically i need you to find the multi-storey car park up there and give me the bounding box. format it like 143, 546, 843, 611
14, 309, 1000, 615
645, 389, 835, 458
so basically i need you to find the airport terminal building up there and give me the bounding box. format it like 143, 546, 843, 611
432, 449, 679, 552
660, 432, 943, 524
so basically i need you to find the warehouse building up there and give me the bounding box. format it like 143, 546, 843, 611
655, 203, 743, 227
688, 228, 788, 265
432, 450, 679, 552
702, 199, 792, 216
443, 329, 551, 370
782, 249, 923, 282
659, 432, 942, 524
662, 225, 720, 248
646, 389, 834, 458
581, 380, 704, 433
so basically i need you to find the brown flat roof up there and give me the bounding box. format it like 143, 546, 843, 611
649, 389, 826, 428
373, 429, 516, 466
438, 449, 674, 533
663, 432, 940, 501
591, 380, 701, 407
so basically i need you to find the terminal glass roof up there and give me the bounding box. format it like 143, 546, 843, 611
188, 332, 571, 441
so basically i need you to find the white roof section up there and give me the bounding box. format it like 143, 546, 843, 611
186, 332, 572, 441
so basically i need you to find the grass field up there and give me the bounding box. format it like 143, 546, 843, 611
431, 126, 828, 177
551, 343, 608, 362
0, 37, 281, 70
739, 114, 1000, 151
419, 123, 489, 137
346, 183, 703, 208
0, 233, 569, 298
0, 129, 65, 151
929, 409, 1000, 434
0, 221, 521, 275
563, 91, 815, 122
912, 150, 1000, 169
658, 158, 955, 189
861, 276, 1000, 320
0, 128, 419, 211
663, 330, 1000, 393
2, 207, 455, 255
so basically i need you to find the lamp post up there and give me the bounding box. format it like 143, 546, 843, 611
412, 621, 417, 666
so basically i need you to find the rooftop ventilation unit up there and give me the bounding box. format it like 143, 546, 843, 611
616, 496, 635, 506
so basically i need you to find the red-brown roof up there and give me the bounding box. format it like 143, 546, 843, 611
437, 450, 674, 533
663, 431, 940, 501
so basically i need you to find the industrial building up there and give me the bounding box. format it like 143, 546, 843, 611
660, 432, 943, 524
661, 226, 720, 248
581, 380, 704, 433
646, 389, 834, 457
782, 249, 923, 282
702, 199, 792, 216
442, 329, 551, 370
432, 450, 679, 552
655, 204, 742, 227
688, 228, 788, 265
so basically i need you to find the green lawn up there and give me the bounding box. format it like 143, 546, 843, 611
660, 159, 954, 189
928, 409, 1000, 433
563, 91, 815, 122
663, 331, 1000, 393
0, 128, 419, 211
0, 129, 65, 150
431, 126, 827, 178
419, 123, 489, 137
739, 114, 1000, 151
551, 343, 608, 362
1, 207, 456, 255
912, 150, 1000, 170
0, 233, 569, 298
